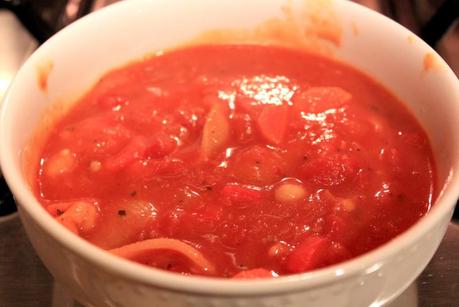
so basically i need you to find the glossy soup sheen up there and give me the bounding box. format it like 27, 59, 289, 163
33, 45, 435, 278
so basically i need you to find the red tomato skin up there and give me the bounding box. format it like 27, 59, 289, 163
221, 184, 263, 203
285, 237, 331, 273
257, 105, 288, 145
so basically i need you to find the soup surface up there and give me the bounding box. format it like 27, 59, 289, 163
33, 45, 435, 278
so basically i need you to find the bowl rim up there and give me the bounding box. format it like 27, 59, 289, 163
1, 0, 459, 296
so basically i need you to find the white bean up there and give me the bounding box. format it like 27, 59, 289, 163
90, 160, 102, 172
275, 183, 307, 203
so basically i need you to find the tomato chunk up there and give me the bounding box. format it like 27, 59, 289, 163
294, 86, 351, 113
144, 133, 177, 159
285, 237, 331, 273
257, 105, 288, 145
232, 268, 275, 279
104, 136, 149, 171
301, 153, 359, 187
230, 145, 286, 184
221, 184, 263, 203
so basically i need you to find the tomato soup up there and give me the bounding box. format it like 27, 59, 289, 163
32, 45, 435, 278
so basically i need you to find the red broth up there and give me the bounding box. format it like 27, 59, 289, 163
32, 45, 435, 278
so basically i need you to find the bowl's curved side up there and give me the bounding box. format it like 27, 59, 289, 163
1, 0, 459, 306
18, 202, 453, 307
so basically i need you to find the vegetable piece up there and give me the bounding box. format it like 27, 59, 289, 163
231, 113, 255, 144
232, 268, 276, 279
51, 201, 98, 235
104, 132, 177, 172
327, 241, 352, 264
235, 93, 261, 116
294, 86, 351, 113
274, 182, 307, 203
144, 133, 177, 159
257, 105, 288, 145
230, 145, 286, 184
221, 184, 263, 203
201, 103, 230, 160
89, 200, 157, 249
45, 149, 76, 177
301, 153, 359, 187
110, 238, 216, 275
285, 237, 331, 273
104, 136, 149, 171
63, 113, 132, 155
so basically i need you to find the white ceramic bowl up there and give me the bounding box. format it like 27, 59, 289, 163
1, 1, 459, 306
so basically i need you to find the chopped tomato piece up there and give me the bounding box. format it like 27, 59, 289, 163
221, 184, 263, 202
104, 133, 177, 172
229, 145, 286, 184
104, 136, 149, 171
231, 113, 255, 144
232, 268, 275, 279
174, 105, 206, 130
98, 95, 127, 108
144, 133, 177, 159
72, 120, 132, 156
236, 94, 258, 114
327, 241, 352, 264
200, 205, 223, 222
257, 105, 288, 145
285, 237, 331, 273
301, 153, 359, 187
235, 94, 265, 118
294, 86, 351, 113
